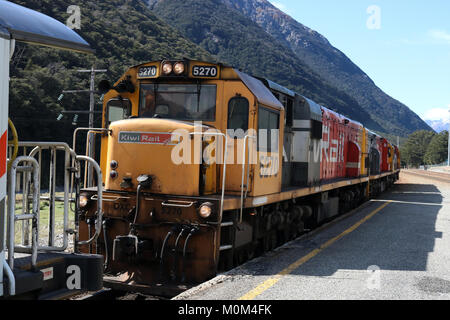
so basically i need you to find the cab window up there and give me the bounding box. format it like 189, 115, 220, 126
106, 99, 131, 127
227, 97, 249, 131
258, 106, 279, 153
139, 83, 216, 121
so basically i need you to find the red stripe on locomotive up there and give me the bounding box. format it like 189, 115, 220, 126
321, 108, 345, 180
0, 130, 7, 178
379, 138, 389, 172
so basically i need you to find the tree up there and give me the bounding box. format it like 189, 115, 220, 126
424, 131, 448, 165
400, 130, 436, 167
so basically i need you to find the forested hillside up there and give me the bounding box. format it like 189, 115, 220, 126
9, 0, 213, 143
401, 130, 449, 166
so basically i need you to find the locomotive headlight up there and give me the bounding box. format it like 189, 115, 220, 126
198, 202, 213, 219
173, 62, 185, 75
110, 170, 118, 179
110, 160, 118, 169
162, 62, 173, 75
79, 195, 89, 208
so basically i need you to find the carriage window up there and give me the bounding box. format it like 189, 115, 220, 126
227, 97, 249, 131
106, 99, 131, 127
258, 106, 279, 153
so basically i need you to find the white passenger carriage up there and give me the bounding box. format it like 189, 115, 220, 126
0, 1, 103, 299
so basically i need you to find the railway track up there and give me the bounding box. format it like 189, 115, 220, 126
73, 288, 166, 300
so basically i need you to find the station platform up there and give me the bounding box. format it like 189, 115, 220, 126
173, 170, 450, 300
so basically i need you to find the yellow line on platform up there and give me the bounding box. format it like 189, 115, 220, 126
238, 200, 392, 300
371, 199, 442, 206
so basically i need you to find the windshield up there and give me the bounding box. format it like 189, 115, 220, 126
139, 83, 216, 121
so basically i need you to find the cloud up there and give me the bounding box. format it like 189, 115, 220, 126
398, 30, 450, 46
422, 107, 450, 121
428, 29, 450, 43
269, 1, 287, 11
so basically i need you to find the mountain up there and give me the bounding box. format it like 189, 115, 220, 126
147, 0, 380, 131
9, 0, 212, 142
426, 120, 448, 133
148, 0, 432, 138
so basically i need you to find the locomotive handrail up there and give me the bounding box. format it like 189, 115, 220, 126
76, 155, 103, 246
72, 127, 110, 188
189, 131, 228, 223
240, 135, 257, 224
91, 195, 123, 202
72, 127, 111, 156
161, 200, 196, 208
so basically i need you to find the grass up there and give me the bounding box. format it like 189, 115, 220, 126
12, 192, 75, 247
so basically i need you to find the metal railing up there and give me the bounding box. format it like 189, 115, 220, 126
7, 156, 39, 270
76, 155, 103, 246
5, 142, 103, 283
72, 127, 110, 188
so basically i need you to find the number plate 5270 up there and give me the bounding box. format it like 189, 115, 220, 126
192, 65, 218, 77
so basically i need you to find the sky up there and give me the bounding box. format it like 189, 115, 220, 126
269, 0, 450, 124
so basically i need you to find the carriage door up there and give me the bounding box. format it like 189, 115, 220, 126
225, 96, 252, 192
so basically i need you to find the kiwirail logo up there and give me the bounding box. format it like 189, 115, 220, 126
167, 122, 280, 176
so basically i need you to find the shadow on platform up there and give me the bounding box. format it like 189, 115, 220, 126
233, 182, 443, 277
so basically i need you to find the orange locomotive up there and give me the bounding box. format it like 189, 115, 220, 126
76, 59, 400, 294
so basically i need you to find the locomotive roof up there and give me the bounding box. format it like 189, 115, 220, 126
235, 69, 284, 110
366, 129, 381, 138
259, 78, 296, 98
343, 116, 363, 127
299, 95, 322, 122
0, 0, 93, 53
321, 106, 364, 127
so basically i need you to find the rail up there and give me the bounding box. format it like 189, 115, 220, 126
240, 135, 256, 224
7, 156, 39, 271
72, 127, 110, 188
5, 142, 104, 286
2, 259, 15, 296
76, 155, 103, 246
13, 142, 73, 252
